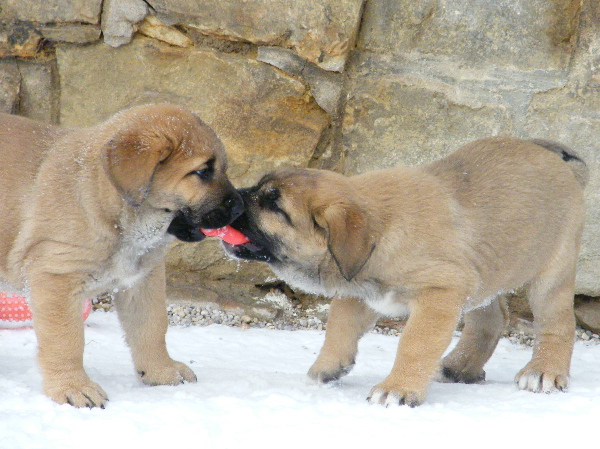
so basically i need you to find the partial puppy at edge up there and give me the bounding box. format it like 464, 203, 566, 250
223, 136, 588, 407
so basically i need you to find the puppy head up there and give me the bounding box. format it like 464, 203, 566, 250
102, 103, 243, 241
225, 168, 375, 282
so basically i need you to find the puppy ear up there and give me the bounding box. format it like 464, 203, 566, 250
314, 202, 375, 281
103, 128, 172, 206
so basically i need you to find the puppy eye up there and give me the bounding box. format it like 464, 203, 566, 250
259, 188, 281, 212
191, 160, 214, 181
259, 188, 292, 225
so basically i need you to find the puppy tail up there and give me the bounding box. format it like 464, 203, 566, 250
531, 139, 589, 188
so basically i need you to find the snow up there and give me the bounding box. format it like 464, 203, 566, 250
2, 311, 600, 448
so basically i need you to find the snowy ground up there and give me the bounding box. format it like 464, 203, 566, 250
2, 311, 600, 449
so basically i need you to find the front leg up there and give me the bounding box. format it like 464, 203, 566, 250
368, 287, 463, 407
308, 296, 379, 384
30, 272, 108, 408
113, 263, 196, 386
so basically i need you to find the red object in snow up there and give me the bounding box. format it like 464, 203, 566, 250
201, 225, 250, 245
0, 292, 92, 328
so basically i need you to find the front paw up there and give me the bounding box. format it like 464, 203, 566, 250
307, 356, 355, 385
43, 370, 108, 408
138, 360, 197, 386
367, 378, 427, 407
515, 363, 569, 393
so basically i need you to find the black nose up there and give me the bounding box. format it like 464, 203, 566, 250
228, 191, 244, 221
197, 191, 245, 229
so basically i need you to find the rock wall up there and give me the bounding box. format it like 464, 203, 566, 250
1, 0, 599, 318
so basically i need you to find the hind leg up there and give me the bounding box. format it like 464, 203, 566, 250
440, 296, 508, 384
515, 269, 576, 393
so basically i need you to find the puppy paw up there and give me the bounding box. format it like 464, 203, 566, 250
137, 360, 197, 386
307, 356, 355, 385
367, 379, 427, 407
515, 365, 569, 393
43, 372, 108, 408
438, 366, 486, 384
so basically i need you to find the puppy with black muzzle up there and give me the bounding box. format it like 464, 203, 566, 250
223, 137, 587, 407
0, 103, 243, 408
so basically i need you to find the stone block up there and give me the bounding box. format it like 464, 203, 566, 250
15, 59, 58, 123
359, 0, 579, 71
0, 0, 102, 24
146, 0, 364, 71
342, 54, 513, 174
101, 0, 148, 47
39, 24, 101, 44
0, 59, 19, 113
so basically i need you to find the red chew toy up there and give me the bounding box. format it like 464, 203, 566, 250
201, 225, 249, 245
0, 292, 92, 328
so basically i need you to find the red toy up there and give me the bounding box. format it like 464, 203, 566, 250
201, 225, 249, 245
0, 292, 92, 328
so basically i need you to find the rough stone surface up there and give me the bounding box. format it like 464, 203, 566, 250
358, 0, 579, 71
0, 59, 19, 113
0, 0, 102, 24
0, 20, 44, 58
342, 56, 514, 171
39, 24, 101, 44
15, 60, 58, 123
258, 46, 344, 117
101, 0, 148, 47
146, 0, 365, 71
137, 15, 193, 47
575, 298, 600, 334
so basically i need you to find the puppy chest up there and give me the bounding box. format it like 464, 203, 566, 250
88, 244, 165, 292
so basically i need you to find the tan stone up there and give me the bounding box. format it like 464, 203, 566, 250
39, 24, 101, 44
0, 21, 44, 58
342, 71, 512, 174
0, 0, 102, 23
15, 59, 59, 123
359, 0, 579, 71
137, 15, 193, 47
575, 298, 600, 334
0, 59, 19, 113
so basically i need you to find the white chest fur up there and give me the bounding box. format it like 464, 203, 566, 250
87, 215, 172, 294
366, 291, 411, 318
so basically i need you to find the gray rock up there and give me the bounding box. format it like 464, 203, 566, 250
39, 24, 101, 44
257, 46, 344, 117
0, 0, 102, 24
359, 0, 579, 71
101, 0, 148, 47
146, 0, 364, 71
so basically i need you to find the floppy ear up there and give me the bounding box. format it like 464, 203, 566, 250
313, 202, 376, 281
103, 128, 172, 206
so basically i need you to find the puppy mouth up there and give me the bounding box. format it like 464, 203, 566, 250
200, 219, 276, 263
167, 192, 244, 242
221, 239, 275, 263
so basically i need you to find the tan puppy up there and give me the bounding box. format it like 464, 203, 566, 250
0, 104, 243, 408
223, 137, 587, 406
